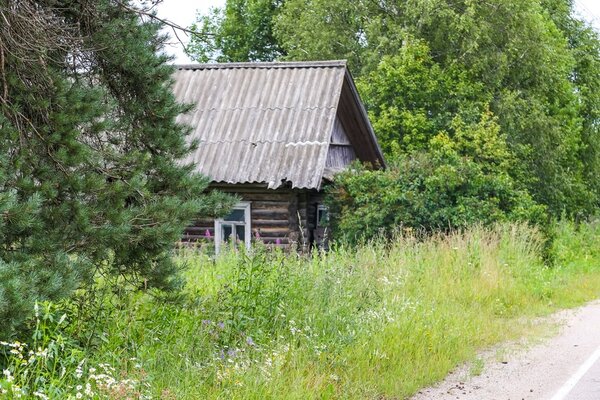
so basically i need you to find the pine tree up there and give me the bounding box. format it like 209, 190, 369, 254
0, 0, 233, 338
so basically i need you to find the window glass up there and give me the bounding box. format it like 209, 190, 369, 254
224, 209, 246, 222
317, 205, 329, 227
223, 225, 233, 242
235, 225, 245, 241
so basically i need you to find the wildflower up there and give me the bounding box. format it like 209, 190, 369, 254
275, 238, 281, 245
33, 391, 49, 400
205, 229, 211, 238
3, 369, 13, 382
246, 336, 255, 347
75, 359, 85, 379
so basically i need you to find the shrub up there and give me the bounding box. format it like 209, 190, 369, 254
326, 112, 546, 244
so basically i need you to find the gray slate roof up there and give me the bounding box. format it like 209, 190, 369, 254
173, 61, 382, 189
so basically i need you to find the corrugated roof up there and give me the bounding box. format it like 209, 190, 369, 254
172, 61, 349, 189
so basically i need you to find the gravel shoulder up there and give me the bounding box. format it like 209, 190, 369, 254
410, 300, 600, 400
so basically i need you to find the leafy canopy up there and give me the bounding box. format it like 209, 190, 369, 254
326, 111, 545, 243
190, 0, 600, 217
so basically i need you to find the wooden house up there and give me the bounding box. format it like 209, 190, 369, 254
172, 61, 385, 251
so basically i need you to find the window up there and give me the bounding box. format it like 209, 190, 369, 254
316, 204, 329, 227
215, 202, 251, 253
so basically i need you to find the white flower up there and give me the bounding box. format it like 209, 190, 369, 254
3, 369, 13, 382
76, 392, 83, 399
33, 391, 49, 400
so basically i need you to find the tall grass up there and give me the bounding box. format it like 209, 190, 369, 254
2, 222, 600, 399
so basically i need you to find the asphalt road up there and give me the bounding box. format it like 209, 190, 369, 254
563, 346, 600, 400
411, 301, 600, 400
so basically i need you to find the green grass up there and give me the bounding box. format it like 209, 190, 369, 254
3, 221, 600, 399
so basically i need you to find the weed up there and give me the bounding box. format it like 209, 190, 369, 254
4, 222, 600, 399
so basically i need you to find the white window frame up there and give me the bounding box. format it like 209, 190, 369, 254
316, 204, 329, 227
214, 201, 251, 253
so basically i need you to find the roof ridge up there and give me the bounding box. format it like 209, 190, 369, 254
197, 139, 328, 144
176, 60, 347, 70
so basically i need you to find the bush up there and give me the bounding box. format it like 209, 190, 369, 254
326, 112, 546, 244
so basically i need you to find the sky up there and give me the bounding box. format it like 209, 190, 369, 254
156, 0, 600, 64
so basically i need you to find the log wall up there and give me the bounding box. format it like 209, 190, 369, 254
182, 184, 325, 250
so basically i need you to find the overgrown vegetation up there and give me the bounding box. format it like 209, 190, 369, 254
325, 110, 545, 243
190, 0, 600, 231
2, 0, 600, 398
3, 223, 600, 399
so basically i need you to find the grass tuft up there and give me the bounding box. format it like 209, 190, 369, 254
3, 221, 600, 399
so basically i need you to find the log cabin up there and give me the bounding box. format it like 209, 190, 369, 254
172, 61, 385, 251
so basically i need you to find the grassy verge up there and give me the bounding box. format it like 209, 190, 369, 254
2, 221, 600, 399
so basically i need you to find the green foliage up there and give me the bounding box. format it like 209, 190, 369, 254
355, 39, 488, 156
274, 0, 597, 217
6, 223, 600, 398
0, 302, 151, 399
0, 1, 235, 339
189, 0, 600, 219
216, 249, 290, 340
188, 0, 285, 62
272, 0, 369, 70
326, 111, 545, 243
